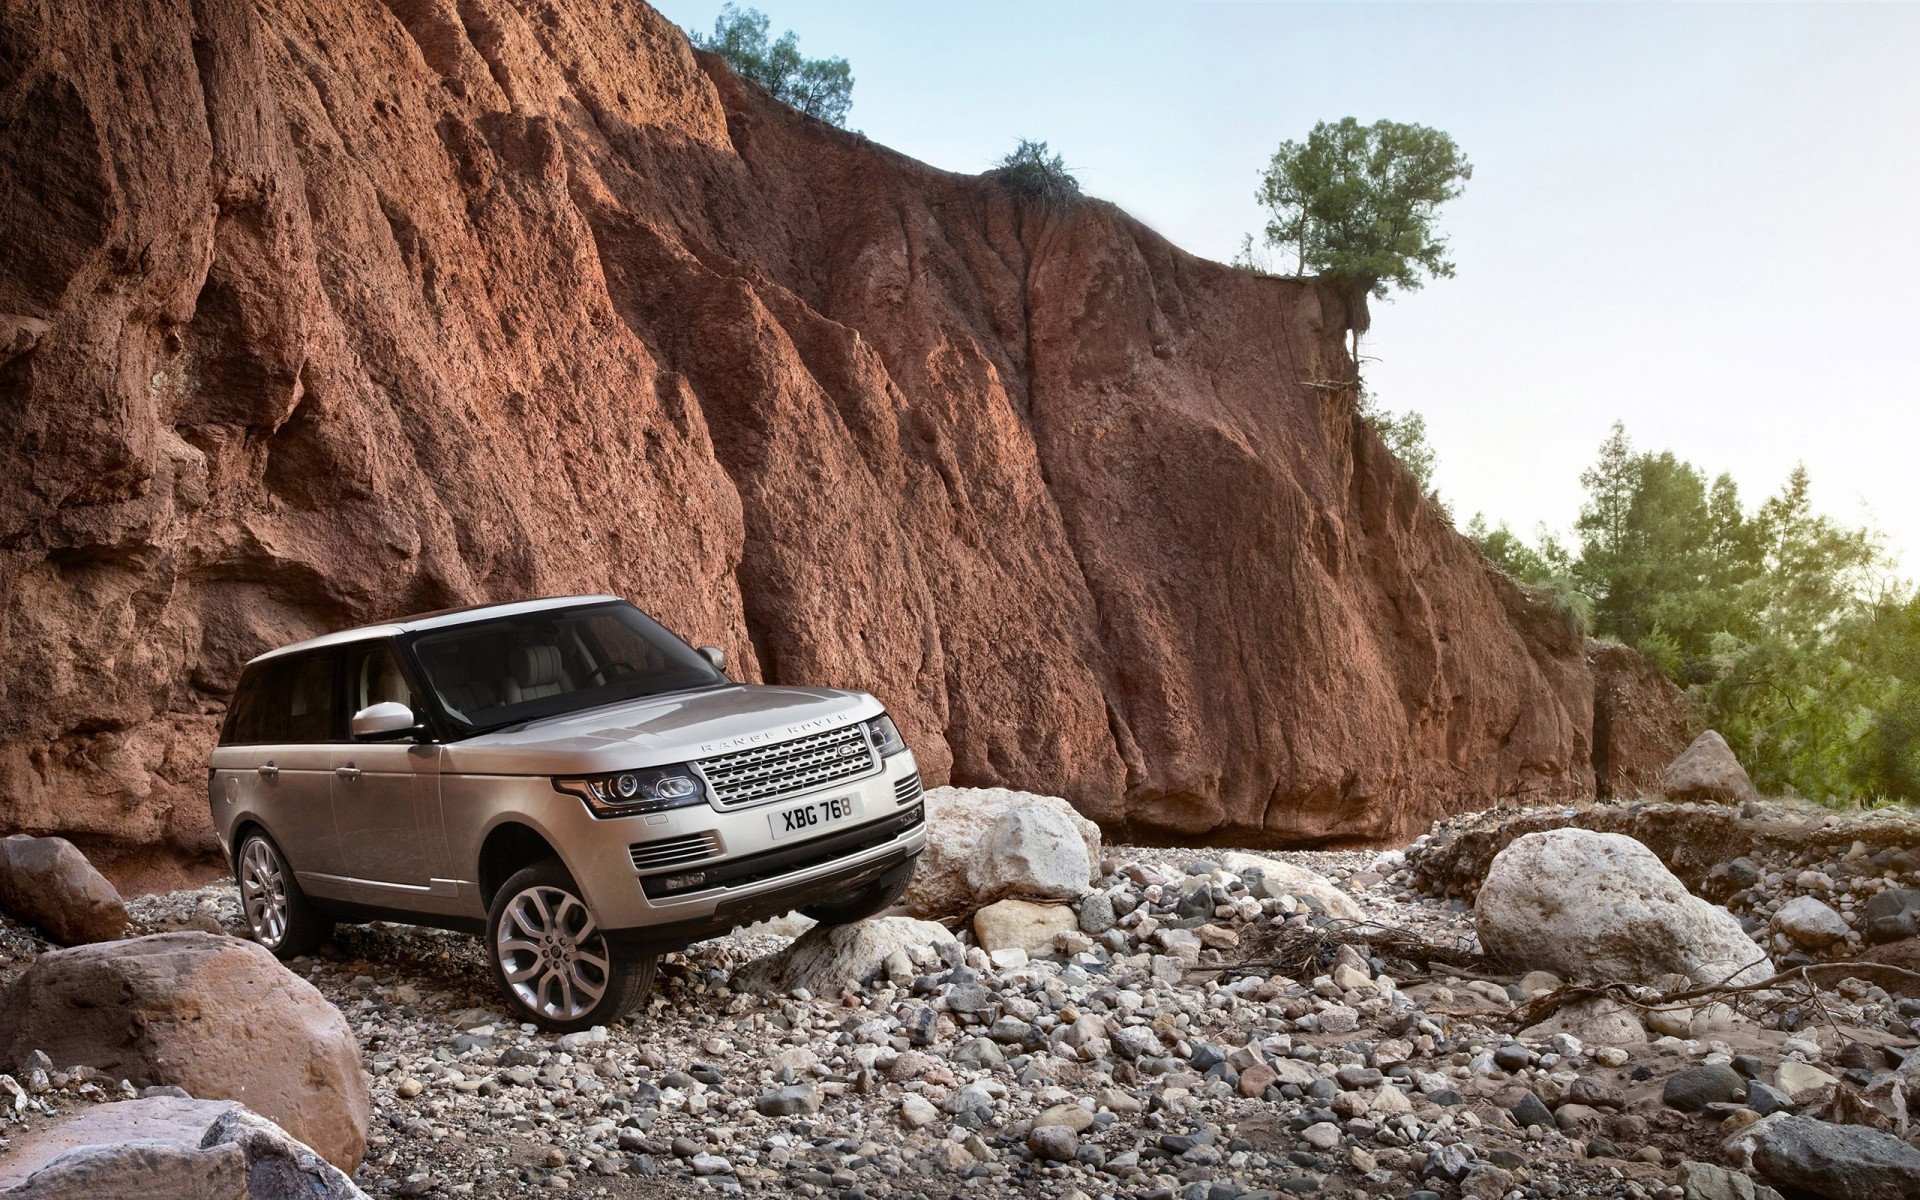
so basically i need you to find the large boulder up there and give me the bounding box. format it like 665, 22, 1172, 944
733, 916, 959, 996
974, 899, 1079, 955
1660, 731, 1759, 805
0, 1096, 367, 1199
0, 932, 369, 1172
0, 835, 126, 945
1728, 1113, 1920, 1200
1475, 829, 1773, 987
1219, 852, 1365, 921
903, 788, 1099, 919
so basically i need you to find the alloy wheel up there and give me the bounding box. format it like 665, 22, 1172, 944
239, 838, 289, 949
494, 885, 611, 1022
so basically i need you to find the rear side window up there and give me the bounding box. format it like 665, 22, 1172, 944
219, 651, 340, 745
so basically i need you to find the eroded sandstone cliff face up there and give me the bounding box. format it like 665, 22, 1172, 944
1, 0, 1602, 880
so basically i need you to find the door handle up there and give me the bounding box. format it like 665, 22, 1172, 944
257, 763, 279, 778
335, 765, 362, 780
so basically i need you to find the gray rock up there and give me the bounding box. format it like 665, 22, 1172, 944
946, 982, 993, 1014
1746, 1081, 1794, 1116
1421, 1142, 1478, 1183
1112, 1026, 1158, 1061
1744, 1114, 1920, 1200
0, 1096, 367, 1198
1511, 1092, 1554, 1128
1077, 892, 1117, 936
1665, 1065, 1747, 1111
1492, 1043, 1530, 1072
1028, 1124, 1078, 1162
0, 835, 126, 946
1703, 857, 1763, 903
1563, 1077, 1626, 1109
1773, 897, 1850, 949
754, 1084, 817, 1117
1677, 1160, 1783, 1200
1862, 888, 1920, 945
1660, 730, 1759, 805
954, 1037, 1004, 1069
733, 917, 959, 996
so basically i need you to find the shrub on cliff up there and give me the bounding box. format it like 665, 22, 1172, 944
989, 139, 1082, 207
690, 4, 853, 127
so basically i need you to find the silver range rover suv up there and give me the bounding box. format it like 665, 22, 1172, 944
208, 595, 927, 1031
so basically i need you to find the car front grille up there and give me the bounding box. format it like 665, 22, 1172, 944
629, 831, 724, 872
893, 772, 923, 806
695, 723, 878, 809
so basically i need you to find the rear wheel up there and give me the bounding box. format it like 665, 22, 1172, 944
235, 831, 333, 958
487, 860, 655, 1033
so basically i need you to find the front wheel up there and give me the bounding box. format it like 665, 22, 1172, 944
236, 831, 333, 958
487, 860, 655, 1033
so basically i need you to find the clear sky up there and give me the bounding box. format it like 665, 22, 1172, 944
655, 1, 1920, 571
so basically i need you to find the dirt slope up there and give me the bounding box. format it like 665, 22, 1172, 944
0, 0, 1609, 878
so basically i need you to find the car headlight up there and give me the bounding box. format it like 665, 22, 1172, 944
864, 713, 907, 757
554, 766, 707, 817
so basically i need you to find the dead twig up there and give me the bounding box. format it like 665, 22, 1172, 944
1509, 960, 1920, 1032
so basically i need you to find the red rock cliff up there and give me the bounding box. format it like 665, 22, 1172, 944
0, 0, 1600, 878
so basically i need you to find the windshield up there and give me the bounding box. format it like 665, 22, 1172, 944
406, 601, 725, 735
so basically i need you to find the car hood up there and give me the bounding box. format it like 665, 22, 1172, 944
439, 684, 882, 775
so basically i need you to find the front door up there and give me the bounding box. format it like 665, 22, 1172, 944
331, 640, 452, 910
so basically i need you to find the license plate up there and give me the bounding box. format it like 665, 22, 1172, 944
770, 794, 856, 840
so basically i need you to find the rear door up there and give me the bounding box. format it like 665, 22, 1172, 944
221, 650, 348, 899
331, 639, 453, 911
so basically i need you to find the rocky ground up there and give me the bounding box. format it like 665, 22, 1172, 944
5, 797, 1920, 1200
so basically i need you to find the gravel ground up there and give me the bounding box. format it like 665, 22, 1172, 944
4, 819, 1918, 1200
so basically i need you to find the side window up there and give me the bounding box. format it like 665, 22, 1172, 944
220, 652, 338, 744
282, 652, 339, 743
344, 641, 414, 717
222, 664, 269, 746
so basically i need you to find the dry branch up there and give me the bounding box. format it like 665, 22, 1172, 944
1508, 960, 1920, 1033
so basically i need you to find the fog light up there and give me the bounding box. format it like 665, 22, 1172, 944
658, 871, 707, 893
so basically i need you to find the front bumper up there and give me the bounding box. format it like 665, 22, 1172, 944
541, 748, 927, 942
606, 847, 919, 954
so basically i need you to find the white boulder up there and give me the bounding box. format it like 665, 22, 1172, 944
732, 916, 958, 996
1476, 829, 1773, 987
1772, 896, 1850, 949
903, 787, 1100, 918
1219, 852, 1364, 922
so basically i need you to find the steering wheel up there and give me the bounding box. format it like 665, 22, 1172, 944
585, 660, 638, 686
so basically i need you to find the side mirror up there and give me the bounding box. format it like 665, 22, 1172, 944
698, 646, 727, 673
352, 701, 421, 740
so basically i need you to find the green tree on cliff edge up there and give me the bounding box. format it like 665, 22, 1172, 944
690, 5, 854, 127
1255, 118, 1472, 302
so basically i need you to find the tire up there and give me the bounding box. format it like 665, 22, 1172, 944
486, 859, 655, 1033
800, 860, 914, 925
235, 831, 333, 958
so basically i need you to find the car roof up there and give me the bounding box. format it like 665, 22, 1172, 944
246, 595, 624, 665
